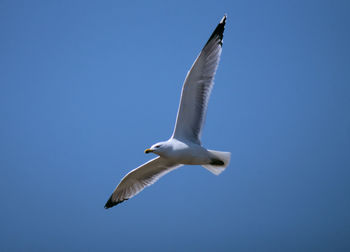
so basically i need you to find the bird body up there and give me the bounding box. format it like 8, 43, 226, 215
147, 138, 230, 167
148, 138, 210, 165
105, 15, 230, 209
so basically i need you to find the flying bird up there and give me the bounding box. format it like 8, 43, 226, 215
105, 15, 230, 209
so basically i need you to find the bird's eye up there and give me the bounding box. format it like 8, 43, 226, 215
155, 145, 161, 148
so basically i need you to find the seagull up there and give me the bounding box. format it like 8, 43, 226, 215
105, 15, 230, 209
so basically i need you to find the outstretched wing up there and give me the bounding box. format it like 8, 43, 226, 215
104, 157, 182, 208
172, 15, 226, 145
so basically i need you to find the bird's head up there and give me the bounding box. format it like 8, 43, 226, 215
144, 141, 167, 155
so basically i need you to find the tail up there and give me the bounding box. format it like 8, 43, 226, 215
202, 150, 231, 175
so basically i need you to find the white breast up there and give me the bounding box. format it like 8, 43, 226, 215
161, 138, 211, 165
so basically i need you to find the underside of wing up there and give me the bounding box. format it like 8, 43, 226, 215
104, 157, 182, 208
172, 15, 226, 144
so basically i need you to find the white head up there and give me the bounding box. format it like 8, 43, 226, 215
144, 141, 168, 155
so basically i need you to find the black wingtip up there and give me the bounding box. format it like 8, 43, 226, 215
104, 195, 128, 209
221, 14, 227, 24
104, 195, 117, 209
205, 15, 227, 47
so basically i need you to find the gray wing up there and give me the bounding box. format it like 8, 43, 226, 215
172, 15, 226, 145
104, 157, 182, 208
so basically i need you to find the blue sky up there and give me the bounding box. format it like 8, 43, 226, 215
1, 0, 349, 251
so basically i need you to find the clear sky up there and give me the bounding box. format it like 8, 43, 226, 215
1, 0, 349, 251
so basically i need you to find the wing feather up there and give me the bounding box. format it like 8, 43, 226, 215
104, 157, 182, 208
172, 15, 226, 144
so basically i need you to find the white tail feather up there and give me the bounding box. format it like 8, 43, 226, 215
202, 150, 231, 175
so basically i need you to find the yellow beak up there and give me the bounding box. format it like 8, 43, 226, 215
144, 148, 153, 154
